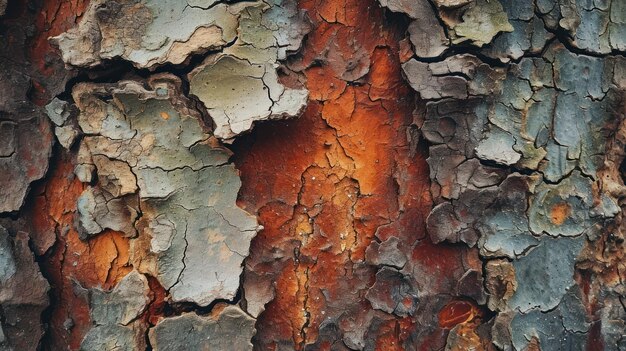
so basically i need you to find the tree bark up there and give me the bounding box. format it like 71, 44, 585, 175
0, 0, 625, 350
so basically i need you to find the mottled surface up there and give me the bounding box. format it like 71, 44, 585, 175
149, 305, 256, 350
1, 0, 625, 349
53, 0, 309, 140
233, 1, 479, 349
0, 67, 53, 214
389, 0, 626, 349
0, 227, 50, 351
188, 0, 310, 140
52, 0, 238, 68
80, 271, 149, 350
68, 76, 259, 309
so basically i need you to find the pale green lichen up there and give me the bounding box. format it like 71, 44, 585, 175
449, 0, 514, 47
71, 75, 259, 307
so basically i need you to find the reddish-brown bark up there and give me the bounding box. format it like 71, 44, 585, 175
4, 0, 623, 349
24, 151, 131, 349
233, 0, 483, 348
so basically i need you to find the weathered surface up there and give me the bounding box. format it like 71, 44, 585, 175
149, 305, 256, 350
80, 270, 149, 350
187, 0, 310, 140
53, 0, 310, 140
23, 153, 134, 350
52, 0, 238, 68
0, 227, 50, 350
389, 0, 626, 349
233, 1, 483, 349
1, 0, 87, 102
45, 98, 80, 150
68, 75, 259, 308
1, 0, 625, 349
0, 66, 53, 214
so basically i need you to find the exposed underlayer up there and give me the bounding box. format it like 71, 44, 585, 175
0, 0, 625, 350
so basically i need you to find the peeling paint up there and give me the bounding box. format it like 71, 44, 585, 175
68, 76, 259, 308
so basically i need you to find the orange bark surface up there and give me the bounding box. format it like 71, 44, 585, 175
16, 0, 489, 349
24, 151, 131, 350
233, 0, 482, 348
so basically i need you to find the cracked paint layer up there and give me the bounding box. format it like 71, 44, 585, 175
233, 0, 484, 349
9, 0, 310, 348
51, 0, 239, 69
67, 75, 259, 310
80, 270, 149, 350
29, 70, 263, 349
187, 0, 310, 140
45, 98, 80, 150
53, 0, 310, 140
23, 152, 135, 350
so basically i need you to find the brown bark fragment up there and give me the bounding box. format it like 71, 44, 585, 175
234, 0, 480, 349
27, 153, 132, 350
0, 228, 50, 351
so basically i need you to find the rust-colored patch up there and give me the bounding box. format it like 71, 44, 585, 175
23, 0, 88, 105
31, 0, 88, 74
26, 151, 131, 350
143, 275, 169, 326
438, 300, 477, 329
586, 321, 604, 351
550, 202, 571, 225
233, 0, 479, 348
373, 319, 415, 351
445, 322, 487, 351
13, 0, 489, 348
526, 336, 542, 351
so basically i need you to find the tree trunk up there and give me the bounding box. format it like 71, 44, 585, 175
0, 0, 625, 350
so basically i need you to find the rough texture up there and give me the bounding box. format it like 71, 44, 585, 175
1, 0, 626, 349
0, 227, 50, 350
51, 0, 239, 68
68, 75, 259, 308
0, 66, 53, 214
80, 270, 149, 350
149, 305, 256, 350
389, 0, 626, 349
45, 98, 80, 150
187, 0, 310, 140
24, 154, 135, 350
53, 0, 310, 140
233, 1, 482, 349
